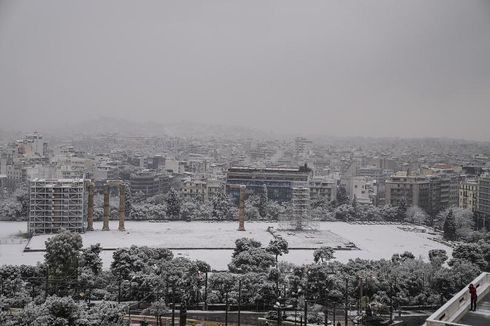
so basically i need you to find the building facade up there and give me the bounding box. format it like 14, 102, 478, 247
385, 174, 431, 213
28, 178, 85, 234
459, 180, 479, 212
477, 174, 490, 229
309, 177, 336, 203
226, 165, 312, 203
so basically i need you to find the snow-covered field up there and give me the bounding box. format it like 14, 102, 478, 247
0, 221, 451, 270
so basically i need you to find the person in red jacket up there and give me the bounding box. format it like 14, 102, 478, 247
469, 284, 477, 311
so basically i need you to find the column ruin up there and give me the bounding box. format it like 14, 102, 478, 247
102, 184, 110, 231
87, 182, 94, 231
118, 183, 126, 231
238, 185, 246, 231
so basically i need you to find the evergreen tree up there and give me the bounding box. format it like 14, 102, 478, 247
211, 189, 229, 220
396, 198, 408, 221
80, 243, 103, 276
258, 184, 268, 218
336, 184, 349, 206
443, 209, 457, 241
165, 188, 181, 220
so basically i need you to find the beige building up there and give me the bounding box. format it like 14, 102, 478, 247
459, 180, 479, 212
385, 174, 431, 212
309, 177, 336, 203
181, 178, 224, 201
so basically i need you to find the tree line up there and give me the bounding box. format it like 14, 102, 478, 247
1, 230, 489, 325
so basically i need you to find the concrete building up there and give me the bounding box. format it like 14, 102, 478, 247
428, 174, 460, 213
477, 174, 490, 229
385, 174, 431, 213
28, 178, 85, 234
459, 180, 479, 212
129, 171, 169, 197
181, 178, 224, 201
386, 171, 460, 216
350, 176, 373, 205
181, 179, 207, 201
165, 158, 186, 174
309, 177, 336, 203
226, 165, 312, 203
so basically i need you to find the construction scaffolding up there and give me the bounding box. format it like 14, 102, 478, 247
28, 178, 85, 235
278, 186, 317, 231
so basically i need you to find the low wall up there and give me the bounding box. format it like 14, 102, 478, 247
425, 272, 490, 326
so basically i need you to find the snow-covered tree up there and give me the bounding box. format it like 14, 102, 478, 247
142, 299, 168, 326
313, 246, 335, 263
180, 198, 200, 221
229, 238, 275, 273
211, 189, 229, 220
165, 188, 181, 220
437, 208, 474, 240
405, 206, 428, 225
258, 185, 268, 218
80, 244, 103, 276
44, 230, 83, 296
336, 184, 349, 206
442, 209, 457, 241
428, 249, 448, 267
266, 238, 289, 262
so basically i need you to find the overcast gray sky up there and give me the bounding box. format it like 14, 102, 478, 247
0, 0, 489, 139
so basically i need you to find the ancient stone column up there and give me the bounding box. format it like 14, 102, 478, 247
118, 183, 126, 231
87, 182, 94, 231
238, 185, 246, 231
102, 184, 110, 231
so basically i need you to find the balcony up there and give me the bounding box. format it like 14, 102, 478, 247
425, 272, 490, 326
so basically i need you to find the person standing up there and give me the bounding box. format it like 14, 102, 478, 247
469, 284, 477, 311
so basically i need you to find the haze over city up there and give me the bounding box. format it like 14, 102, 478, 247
1, 0, 490, 139
1, 2, 490, 326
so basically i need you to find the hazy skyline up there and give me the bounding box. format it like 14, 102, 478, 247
1, 0, 489, 140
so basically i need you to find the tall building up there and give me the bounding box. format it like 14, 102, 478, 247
226, 165, 312, 203
350, 176, 373, 205
28, 178, 85, 234
459, 180, 479, 212
385, 174, 431, 213
477, 174, 490, 229
386, 172, 460, 216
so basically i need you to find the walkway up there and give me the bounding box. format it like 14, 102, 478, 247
458, 292, 490, 326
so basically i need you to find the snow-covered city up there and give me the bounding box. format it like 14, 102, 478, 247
1, 1, 490, 326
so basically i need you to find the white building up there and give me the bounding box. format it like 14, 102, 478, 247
351, 176, 373, 205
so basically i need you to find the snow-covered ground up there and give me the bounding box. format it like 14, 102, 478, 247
27, 221, 277, 249
0, 221, 451, 270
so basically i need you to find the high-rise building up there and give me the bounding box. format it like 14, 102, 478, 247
477, 174, 490, 229
459, 180, 479, 212
385, 174, 431, 213
28, 178, 85, 234
386, 172, 459, 216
